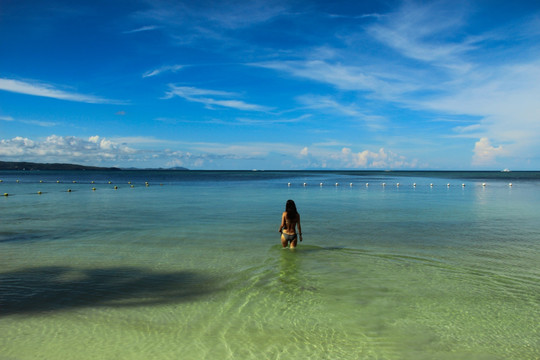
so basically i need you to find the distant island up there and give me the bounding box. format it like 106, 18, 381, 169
0, 161, 188, 171
0, 161, 121, 171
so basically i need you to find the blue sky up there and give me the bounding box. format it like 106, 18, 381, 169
1, 0, 539, 170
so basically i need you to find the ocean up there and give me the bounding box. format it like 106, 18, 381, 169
1, 170, 539, 359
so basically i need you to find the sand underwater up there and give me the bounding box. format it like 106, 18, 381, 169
1, 170, 539, 359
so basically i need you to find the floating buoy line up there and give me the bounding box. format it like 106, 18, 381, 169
0, 179, 516, 197
0, 179, 164, 197
287, 182, 515, 188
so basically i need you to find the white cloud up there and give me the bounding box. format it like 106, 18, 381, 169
367, 1, 477, 68
0, 115, 58, 127
165, 86, 237, 99
0, 134, 421, 170
0, 135, 136, 163
139, 0, 286, 31
336, 147, 415, 169
0, 78, 121, 104
165, 85, 271, 111
123, 25, 159, 34
299, 95, 387, 130
472, 137, 505, 166
254, 60, 401, 93
143, 64, 184, 78
235, 114, 311, 126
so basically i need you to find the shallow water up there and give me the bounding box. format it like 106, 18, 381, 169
1, 171, 539, 359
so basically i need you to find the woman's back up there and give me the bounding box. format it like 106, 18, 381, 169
283, 211, 299, 233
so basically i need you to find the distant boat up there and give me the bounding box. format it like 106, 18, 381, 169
501, 168, 511, 172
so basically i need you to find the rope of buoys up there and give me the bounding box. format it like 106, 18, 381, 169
282, 182, 500, 188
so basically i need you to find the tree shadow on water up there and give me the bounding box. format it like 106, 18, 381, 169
0, 266, 221, 317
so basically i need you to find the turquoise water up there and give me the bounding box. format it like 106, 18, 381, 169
1, 171, 539, 359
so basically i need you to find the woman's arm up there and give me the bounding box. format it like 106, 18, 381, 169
279, 212, 286, 233
297, 214, 302, 241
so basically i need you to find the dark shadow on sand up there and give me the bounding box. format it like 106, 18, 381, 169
0, 266, 221, 317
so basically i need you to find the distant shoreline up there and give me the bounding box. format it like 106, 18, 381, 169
0, 161, 121, 171
0, 161, 190, 171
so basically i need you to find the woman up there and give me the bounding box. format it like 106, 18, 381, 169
279, 199, 303, 248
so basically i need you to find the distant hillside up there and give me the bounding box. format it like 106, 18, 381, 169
0, 161, 121, 171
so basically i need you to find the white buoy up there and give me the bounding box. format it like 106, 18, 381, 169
320, 183, 323, 187
382, 183, 386, 187
462, 183, 466, 187
287, 182, 291, 187
366, 183, 369, 187
303, 183, 307, 187
396, 183, 400, 187
350, 183, 353, 187
413, 183, 417, 187
335, 183, 339, 186
447, 183, 450, 187
430, 183, 433, 187
509, 183, 513, 187
482, 183, 487, 187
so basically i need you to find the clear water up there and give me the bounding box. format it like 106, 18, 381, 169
1, 171, 539, 359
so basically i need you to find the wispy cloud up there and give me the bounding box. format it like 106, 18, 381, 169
139, 0, 286, 30
0, 114, 58, 127
0, 77, 122, 104
367, 1, 478, 67
123, 25, 160, 34
130, 0, 288, 48
165, 85, 271, 111
143, 64, 184, 78
299, 95, 387, 131
235, 114, 311, 125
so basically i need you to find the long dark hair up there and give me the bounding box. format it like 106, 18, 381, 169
285, 199, 298, 220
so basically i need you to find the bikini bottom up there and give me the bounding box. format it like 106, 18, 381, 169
282, 233, 297, 241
